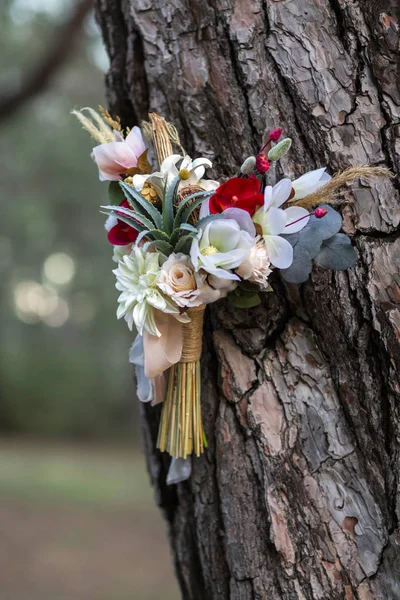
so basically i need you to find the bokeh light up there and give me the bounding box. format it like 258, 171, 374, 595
43, 252, 76, 286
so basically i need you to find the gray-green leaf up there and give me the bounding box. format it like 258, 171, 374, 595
315, 234, 357, 270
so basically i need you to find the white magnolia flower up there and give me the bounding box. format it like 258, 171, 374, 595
291, 167, 331, 200
133, 154, 219, 199
236, 236, 272, 288
191, 218, 255, 280
253, 206, 294, 269
157, 253, 204, 308
113, 247, 189, 336
263, 179, 310, 234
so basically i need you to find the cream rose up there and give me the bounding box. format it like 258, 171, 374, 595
157, 253, 204, 308
236, 236, 272, 289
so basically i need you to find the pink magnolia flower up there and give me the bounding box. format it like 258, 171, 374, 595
92, 127, 147, 181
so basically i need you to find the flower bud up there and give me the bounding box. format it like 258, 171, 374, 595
240, 156, 256, 174
255, 153, 270, 174
268, 138, 292, 161
315, 208, 328, 219
269, 128, 283, 142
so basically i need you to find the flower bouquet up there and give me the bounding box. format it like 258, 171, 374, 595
74, 107, 389, 483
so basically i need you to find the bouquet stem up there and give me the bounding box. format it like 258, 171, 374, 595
157, 306, 205, 458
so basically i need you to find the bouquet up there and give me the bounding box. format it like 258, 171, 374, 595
73, 107, 389, 483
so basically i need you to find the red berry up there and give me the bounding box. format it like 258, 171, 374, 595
256, 153, 270, 174
269, 128, 283, 142
315, 208, 328, 219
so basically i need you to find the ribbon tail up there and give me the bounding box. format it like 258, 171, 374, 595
129, 334, 153, 402
166, 457, 192, 485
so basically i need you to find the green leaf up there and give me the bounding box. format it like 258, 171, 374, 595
169, 228, 182, 246
120, 181, 163, 229
180, 223, 198, 234
100, 211, 146, 233
178, 195, 213, 227
174, 234, 195, 254
151, 240, 174, 255
146, 228, 172, 242
163, 175, 179, 234
238, 280, 260, 293
109, 181, 125, 205
228, 291, 261, 308
195, 214, 225, 229
135, 229, 151, 245
173, 191, 212, 228
101, 205, 155, 231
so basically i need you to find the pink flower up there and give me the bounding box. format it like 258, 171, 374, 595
269, 128, 283, 142
92, 127, 147, 181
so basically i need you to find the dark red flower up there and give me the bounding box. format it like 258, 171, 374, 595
255, 153, 270, 174
209, 177, 264, 216
107, 199, 139, 246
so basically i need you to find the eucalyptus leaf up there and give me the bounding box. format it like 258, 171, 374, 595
280, 245, 312, 284
308, 205, 342, 240
281, 232, 300, 247
120, 181, 163, 229
297, 226, 324, 259
109, 181, 125, 205
315, 234, 357, 270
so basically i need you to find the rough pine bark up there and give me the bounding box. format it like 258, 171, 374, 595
95, 1, 400, 598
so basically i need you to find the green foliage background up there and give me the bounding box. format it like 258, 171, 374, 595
0, 2, 137, 439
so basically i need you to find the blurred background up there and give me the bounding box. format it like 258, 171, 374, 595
0, 1, 178, 598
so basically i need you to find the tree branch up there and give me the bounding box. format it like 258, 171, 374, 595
0, 0, 93, 122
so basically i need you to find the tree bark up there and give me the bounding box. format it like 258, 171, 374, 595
95, 1, 400, 598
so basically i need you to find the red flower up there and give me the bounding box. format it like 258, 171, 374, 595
269, 128, 283, 142
209, 177, 264, 216
255, 153, 270, 174
107, 199, 139, 246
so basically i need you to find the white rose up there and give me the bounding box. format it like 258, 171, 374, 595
157, 253, 204, 308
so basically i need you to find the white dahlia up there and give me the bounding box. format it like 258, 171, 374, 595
113, 247, 189, 336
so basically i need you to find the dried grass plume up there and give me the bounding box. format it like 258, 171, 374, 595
293, 166, 393, 209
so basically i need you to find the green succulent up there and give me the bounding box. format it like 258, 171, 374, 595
101, 177, 216, 261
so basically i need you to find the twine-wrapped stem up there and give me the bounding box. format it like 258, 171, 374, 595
157, 306, 205, 458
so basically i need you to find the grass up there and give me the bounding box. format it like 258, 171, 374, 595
0, 438, 153, 510
0, 437, 179, 600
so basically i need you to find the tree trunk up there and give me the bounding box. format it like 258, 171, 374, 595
95, 1, 400, 598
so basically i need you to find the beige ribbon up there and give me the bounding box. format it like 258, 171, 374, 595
143, 311, 183, 379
